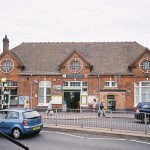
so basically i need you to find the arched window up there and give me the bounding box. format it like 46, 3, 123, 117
38, 81, 51, 104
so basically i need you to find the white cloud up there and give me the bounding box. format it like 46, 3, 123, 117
0, 0, 150, 52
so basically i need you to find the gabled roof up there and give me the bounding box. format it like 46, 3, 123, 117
58, 49, 93, 69
129, 48, 150, 67
0, 50, 24, 67
10, 42, 146, 75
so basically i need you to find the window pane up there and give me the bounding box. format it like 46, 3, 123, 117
82, 82, 87, 86
104, 82, 109, 87
46, 88, 51, 95
38, 88, 44, 103
46, 96, 51, 103
141, 93, 147, 102
10, 96, 17, 101
39, 96, 44, 103
10, 88, 17, 95
46, 81, 51, 87
63, 82, 68, 86
142, 61, 150, 70
39, 81, 45, 86
111, 82, 116, 87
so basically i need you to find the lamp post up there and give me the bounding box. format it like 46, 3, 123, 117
1, 78, 6, 109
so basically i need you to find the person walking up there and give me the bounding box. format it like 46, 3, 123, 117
91, 98, 97, 112
111, 100, 116, 112
46, 99, 53, 116
98, 100, 106, 117
24, 99, 29, 109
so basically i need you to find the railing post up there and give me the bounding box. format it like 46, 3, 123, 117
110, 111, 113, 131
55, 108, 57, 126
144, 113, 147, 134
81, 109, 83, 128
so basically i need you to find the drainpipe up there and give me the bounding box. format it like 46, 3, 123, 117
30, 74, 33, 109
98, 74, 100, 101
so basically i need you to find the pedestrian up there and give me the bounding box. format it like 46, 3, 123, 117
24, 99, 29, 109
98, 100, 106, 117
46, 99, 53, 115
91, 98, 97, 112
111, 100, 116, 112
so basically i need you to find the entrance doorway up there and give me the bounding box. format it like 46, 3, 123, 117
64, 91, 80, 109
107, 95, 115, 109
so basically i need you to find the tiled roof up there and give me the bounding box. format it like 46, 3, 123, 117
10, 42, 146, 75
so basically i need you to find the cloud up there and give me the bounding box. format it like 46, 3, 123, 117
0, 0, 150, 52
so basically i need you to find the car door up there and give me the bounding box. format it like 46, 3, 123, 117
4, 111, 20, 134
0, 111, 8, 133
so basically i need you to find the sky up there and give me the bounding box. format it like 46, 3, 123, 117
0, 0, 150, 53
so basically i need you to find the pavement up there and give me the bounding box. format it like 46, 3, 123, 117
43, 123, 150, 141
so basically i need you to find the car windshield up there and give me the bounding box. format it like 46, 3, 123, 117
141, 103, 150, 109
23, 111, 40, 119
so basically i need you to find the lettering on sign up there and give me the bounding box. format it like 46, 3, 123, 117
66, 74, 84, 78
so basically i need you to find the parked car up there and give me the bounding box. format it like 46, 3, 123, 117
134, 102, 150, 123
0, 108, 43, 139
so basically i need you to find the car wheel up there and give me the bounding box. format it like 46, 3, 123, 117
12, 128, 22, 139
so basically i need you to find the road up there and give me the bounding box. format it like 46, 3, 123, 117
0, 130, 150, 150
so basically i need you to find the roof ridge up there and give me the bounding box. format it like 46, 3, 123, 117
21, 41, 137, 44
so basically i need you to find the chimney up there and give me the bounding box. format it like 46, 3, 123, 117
3, 35, 9, 52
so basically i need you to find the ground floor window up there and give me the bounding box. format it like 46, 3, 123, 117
134, 81, 150, 106
0, 81, 17, 106
38, 81, 51, 104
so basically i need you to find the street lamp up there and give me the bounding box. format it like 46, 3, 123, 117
1, 78, 6, 109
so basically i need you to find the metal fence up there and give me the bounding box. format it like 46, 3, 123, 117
38, 108, 150, 134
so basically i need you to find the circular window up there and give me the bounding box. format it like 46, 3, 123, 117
68, 58, 83, 73
139, 58, 150, 73
0, 58, 14, 73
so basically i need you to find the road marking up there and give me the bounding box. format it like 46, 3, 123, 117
42, 131, 150, 145
41, 130, 54, 133
87, 137, 126, 141
130, 140, 150, 145
55, 132, 85, 139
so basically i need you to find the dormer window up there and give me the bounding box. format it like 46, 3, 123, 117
0, 58, 14, 73
139, 58, 150, 73
68, 58, 83, 73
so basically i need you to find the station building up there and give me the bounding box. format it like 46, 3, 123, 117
0, 35, 150, 110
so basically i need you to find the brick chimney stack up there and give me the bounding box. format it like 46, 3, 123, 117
3, 35, 9, 52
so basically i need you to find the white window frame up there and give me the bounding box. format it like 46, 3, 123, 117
68, 58, 83, 73
134, 81, 150, 107
63, 81, 88, 92
104, 81, 117, 87
38, 81, 51, 106
0, 58, 14, 73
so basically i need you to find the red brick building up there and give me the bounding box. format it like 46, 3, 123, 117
0, 35, 150, 110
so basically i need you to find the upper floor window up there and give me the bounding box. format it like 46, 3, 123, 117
68, 58, 83, 73
139, 58, 150, 73
0, 58, 14, 73
104, 81, 117, 87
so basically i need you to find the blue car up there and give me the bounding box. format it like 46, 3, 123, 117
0, 108, 43, 139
